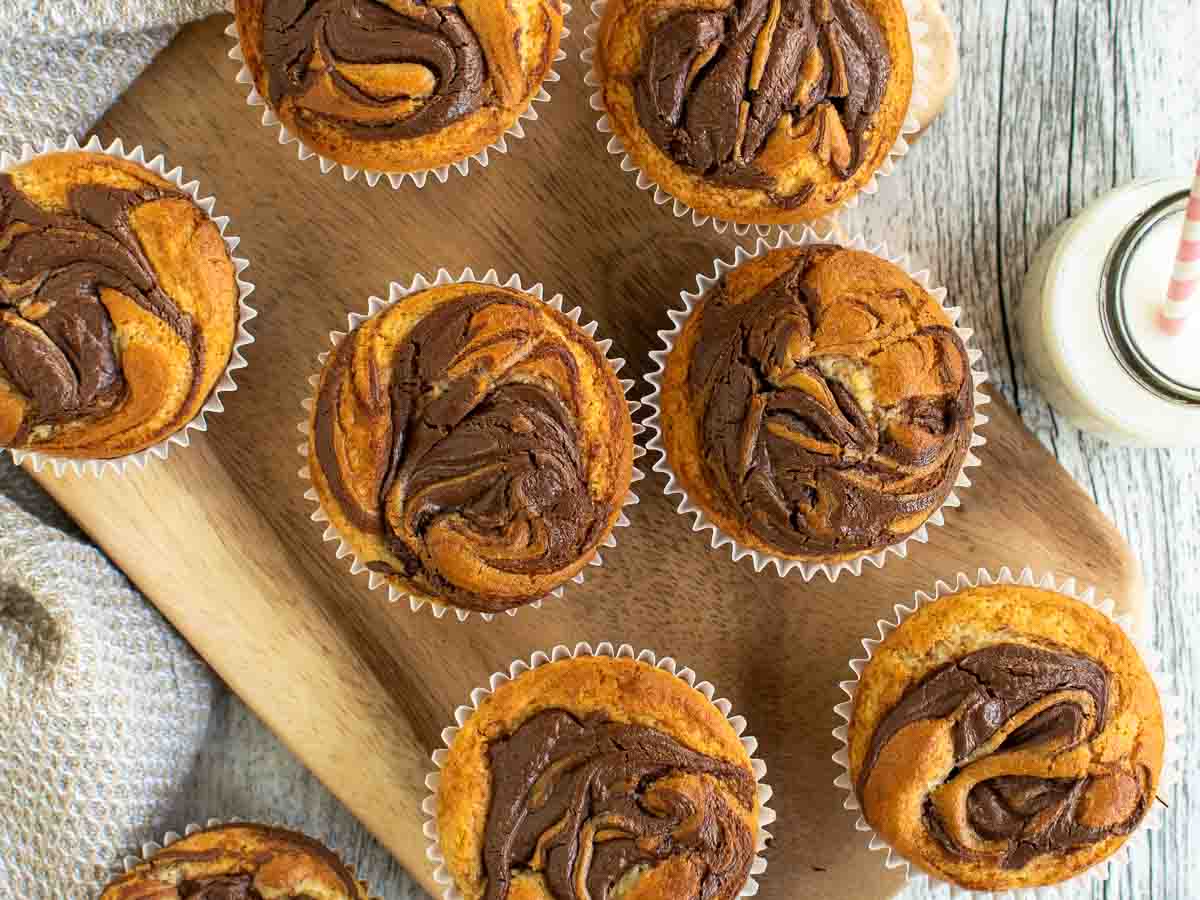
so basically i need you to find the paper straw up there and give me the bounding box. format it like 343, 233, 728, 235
1157, 156, 1200, 336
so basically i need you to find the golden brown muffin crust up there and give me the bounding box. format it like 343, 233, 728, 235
0, 151, 238, 459
595, 0, 914, 224
99, 823, 372, 899
437, 655, 760, 900
235, 0, 564, 173
660, 244, 973, 564
847, 584, 1165, 891
307, 282, 635, 612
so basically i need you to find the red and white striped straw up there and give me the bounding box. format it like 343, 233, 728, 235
1157, 156, 1200, 336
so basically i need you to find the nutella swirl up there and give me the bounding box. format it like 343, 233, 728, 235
633, 0, 891, 205
0, 172, 205, 447
260, 0, 495, 140
177, 876, 258, 900
858, 644, 1152, 870
100, 824, 366, 900
312, 290, 626, 611
484, 709, 757, 900
685, 246, 972, 559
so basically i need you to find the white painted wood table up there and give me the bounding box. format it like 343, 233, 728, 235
58, 2, 1200, 898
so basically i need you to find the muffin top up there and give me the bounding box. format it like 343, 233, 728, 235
99, 823, 371, 899
847, 584, 1165, 891
595, 0, 914, 224
660, 244, 973, 564
235, 0, 564, 173
437, 655, 760, 900
308, 281, 634, 613
0, 151, 238, 459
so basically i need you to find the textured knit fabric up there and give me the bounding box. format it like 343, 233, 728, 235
0, 461, 218, 899
0, 0, 223, 155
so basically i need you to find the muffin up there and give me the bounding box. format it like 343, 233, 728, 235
307, 281, 634, 614
658, 243, 974, 567
99, 823, 371, 899
0, 151, 239, 460
593, 0, 914, 225
234, 0, 565, 174
845, 582, 1165, 891
435, 653, 761, 900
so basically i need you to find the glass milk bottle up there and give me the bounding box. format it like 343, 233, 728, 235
1021, 178, 1200, 446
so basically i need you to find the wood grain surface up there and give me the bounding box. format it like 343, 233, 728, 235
23, 6, 1179, 900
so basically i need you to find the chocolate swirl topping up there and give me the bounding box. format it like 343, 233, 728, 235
685, 247, 972, 558
260, 0, 492, 140
483, 709, 757, 900
175, 874, 351, 900
0, 173, 204, 445
177, 877, 259, 900
633, 0, 891, 205
312, 291, 623, 611
858, 644, 1152, 869
101, 824, 364, 900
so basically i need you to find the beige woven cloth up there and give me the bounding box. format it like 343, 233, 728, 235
0, 461, 218, 898
0, 4, 223, 897
0, 0, 223, 155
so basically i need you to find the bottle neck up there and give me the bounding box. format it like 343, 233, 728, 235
1101, 190, 1200, 406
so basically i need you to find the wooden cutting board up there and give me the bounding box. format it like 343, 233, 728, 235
28, 13, 1143, 900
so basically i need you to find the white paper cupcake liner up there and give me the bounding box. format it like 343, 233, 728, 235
116, 818, 380, 899
831, 566, 1186, 900
421, 641, 775, 900
643, 227, 989, 581
1, 134, 257, 478
223, 4, 569, 189
297, 267, 645, 622
582, 0, 934, 235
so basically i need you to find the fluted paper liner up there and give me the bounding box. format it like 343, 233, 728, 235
118, 819, 380, 900
1, 135, 257, 478
643, 227, 989, 581
422, 641, 775, 900
582, 0, 933, 235
298, 267, 644, 622
831, 566, 1185, 900
223, 5, 569, 189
